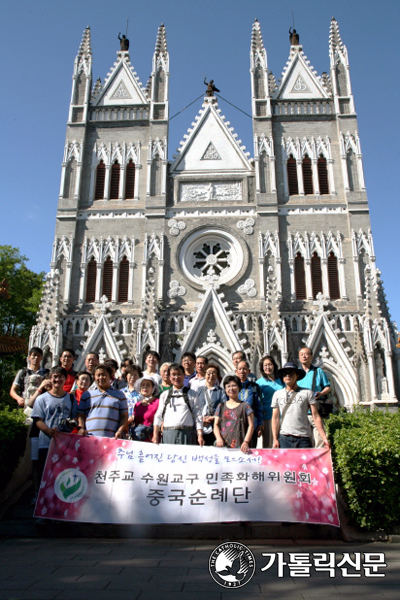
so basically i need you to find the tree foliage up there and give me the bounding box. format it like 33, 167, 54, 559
0, 246, 45, 407
0, 245, 44, 338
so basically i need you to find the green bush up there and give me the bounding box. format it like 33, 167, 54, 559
0, 407, 28, 491
326, 409, 400, 531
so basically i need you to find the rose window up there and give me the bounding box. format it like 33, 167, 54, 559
179, 228, 245, 289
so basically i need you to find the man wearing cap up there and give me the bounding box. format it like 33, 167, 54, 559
271, 362, 329, 449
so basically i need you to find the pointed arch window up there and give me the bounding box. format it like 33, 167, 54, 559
118, 257, 129, 302
125, 160, 135, 199
155, 67, 165, 102
346, 149, 359, 191
254, 65, 265, 99
85, 258, 97, 302
102, 257, 113, 301
294, 253, 306, 299
287, 155, 298, 195
74, 73, 86, 105
110, 161, 120, 200
328, 252, 340, 299
302, 155, 313, 195
94, 160, 106, 200
259, 151, 269, 193
335, 62, 348, 96
311, 252, 323, 298
150, 156, 162, 196
63, 158, 76, 199
318, 155, 329, 194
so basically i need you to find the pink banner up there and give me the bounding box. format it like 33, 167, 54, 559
34, 433, 339, 526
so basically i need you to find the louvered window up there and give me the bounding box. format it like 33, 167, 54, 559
294, 253, 306, 299
302, 155, 313, 195
318, 155, 329, 194
118, 257, 129, 302
328, 252, 340, 299
85, 258, 97, 303
110, 162, 120, 200
102, 257, 113, 301
125, 160, 135, 199
287, 155, 298, 195
94, 160, 105, 200
311, 252, 323, 298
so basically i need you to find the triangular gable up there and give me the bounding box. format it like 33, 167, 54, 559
177, 287, 242, 357
171, 101, 252, 173
93, 58, 148, 106
305, 314, 357, 405
275, 50, 329, 100
75, 315, 125, 370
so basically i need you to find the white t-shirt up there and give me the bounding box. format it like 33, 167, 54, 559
271, 387, 316, 438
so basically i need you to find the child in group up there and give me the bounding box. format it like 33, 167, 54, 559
31, 366, 79, 479
214, 375, 254, 453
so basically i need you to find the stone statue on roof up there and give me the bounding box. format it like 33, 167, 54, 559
204, 78, 220, 97
118, 33, 129, 51
289, 27, 300, 45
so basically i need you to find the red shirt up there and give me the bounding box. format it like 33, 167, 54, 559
63, 370, 77, 393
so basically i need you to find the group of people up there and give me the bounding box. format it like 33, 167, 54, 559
11, 345, 332, 501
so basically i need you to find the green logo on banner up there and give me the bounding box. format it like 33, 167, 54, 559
55, 469, 88, 504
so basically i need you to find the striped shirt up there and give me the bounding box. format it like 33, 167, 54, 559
79, 388, 128, 438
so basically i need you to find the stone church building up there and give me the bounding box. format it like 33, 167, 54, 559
30, 18, 399, 408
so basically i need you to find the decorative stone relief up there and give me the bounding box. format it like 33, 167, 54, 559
180, 182, 242, 202
168, 219, 186, 236
201, 142, 221, 160
237, 217, 255, 235
111, 80, 132, 99
291, 75, 309, 93
238, 279, 257, 298
207, 329, 217, 343
167, 280, 186, 298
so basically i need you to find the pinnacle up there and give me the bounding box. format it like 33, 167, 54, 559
155, 23, 167, 55
78, 25, 92, 58
251, 18, 264, 51
329, 17, 344, 52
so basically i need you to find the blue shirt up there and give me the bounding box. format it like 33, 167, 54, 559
32, 391, 77, 449
79, 387, 128, 438
121, 387, 140, 419
256, 377, 284, 420
297, 366, 330, 393
238, 380, 263, 428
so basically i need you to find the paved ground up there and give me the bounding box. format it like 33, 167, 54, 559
0, 537, 398, 600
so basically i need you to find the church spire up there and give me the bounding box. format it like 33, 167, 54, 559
250, 19, 271, 117
68, 26, 92, 124
77, 25, 92, 61
329, 17, 355, 114
150, 23, 169, 121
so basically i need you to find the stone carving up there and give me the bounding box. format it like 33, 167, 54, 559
207, 329, 217, 343
168, 219, 186, 236
202, 142, 221, 160
180, 182, 242, 202
167, 280, 186, 298
111, 81, 131, 99
237, 217, 255, 235
313, 292, 329, 314
375, 353, 388, 395
291, 74, 309, 93
99, 347, 107, 362
238, 279, 257, 298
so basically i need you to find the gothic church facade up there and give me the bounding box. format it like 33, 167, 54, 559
30, 19, 399, 408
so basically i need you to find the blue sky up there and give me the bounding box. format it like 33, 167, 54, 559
1, 0, 399, 324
